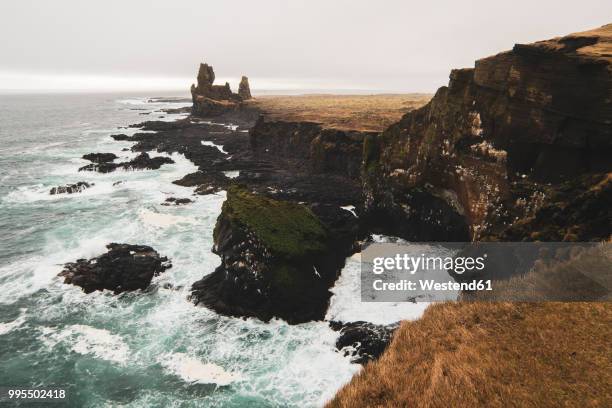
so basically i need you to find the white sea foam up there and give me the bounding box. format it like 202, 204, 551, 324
161, 353, 240, 385
201, 140, 228, 154
340, 205, 357, 217
0, 308, 27, 335
223, 170, 240, 179
138, 208, 191, 228
39, 325, 130, 364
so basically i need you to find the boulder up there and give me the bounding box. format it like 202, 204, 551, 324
330, 321, 399, 364
82, 153, 117, 163
49, 182, 93, 195
59, 243, 172, 294
79, 152, 174, 173
162, 197, 193, 206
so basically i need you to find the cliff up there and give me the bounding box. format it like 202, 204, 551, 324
363, 24, 612, 241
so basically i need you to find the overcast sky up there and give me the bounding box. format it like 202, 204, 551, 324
0, 0, 609, 93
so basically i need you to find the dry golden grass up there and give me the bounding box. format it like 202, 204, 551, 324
246, 94, 432, 132
327, 301, 612, 408
470, 244, 611, 302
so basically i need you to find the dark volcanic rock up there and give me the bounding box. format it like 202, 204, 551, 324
49, 182, 93, 195
238, 76, 252, 100
330, 321, 399, 364
190, 186, 354, 324
250, 118, 368, 180
59, 243, 172, 294
110, 134, 131, 141
362, 24, 612, 242
161, 197, 193, 206
125, 152, 174, 170
79, 152, 174, 173
82, 153, 117, 163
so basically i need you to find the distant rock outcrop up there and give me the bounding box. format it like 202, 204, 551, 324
362, 24, 612, 242
238, 76, 252, 100
190, 63, 251, 116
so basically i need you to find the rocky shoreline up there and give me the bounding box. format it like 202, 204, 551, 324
58, 25, 611, 369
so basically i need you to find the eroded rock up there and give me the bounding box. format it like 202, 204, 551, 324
79, 152, 174, 173
49, 182, 93, 195
82, 153, 117, 163
59, 243, 172, 294
190, 186, 351, 324
330, 321, 399, 364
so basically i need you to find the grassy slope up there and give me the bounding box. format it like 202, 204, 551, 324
327, 301, 611, 408
246, 94, 432, 132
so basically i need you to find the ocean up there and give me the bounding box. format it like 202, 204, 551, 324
0, 93, 432, 407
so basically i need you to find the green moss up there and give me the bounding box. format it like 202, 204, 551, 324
363, 133, 381, 174
221, 186, 328, 258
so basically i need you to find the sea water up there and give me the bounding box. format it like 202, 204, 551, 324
0, 93, 435, 407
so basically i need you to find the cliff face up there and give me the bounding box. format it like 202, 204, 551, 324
250, 117, 370, 180
364, 25, 612, 241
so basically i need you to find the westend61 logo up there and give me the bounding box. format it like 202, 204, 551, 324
361, 242, 609, 302
372, 253, 487, 275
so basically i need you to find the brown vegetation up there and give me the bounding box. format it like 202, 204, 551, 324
247, 94, 432, 132
327, 301, 612, 408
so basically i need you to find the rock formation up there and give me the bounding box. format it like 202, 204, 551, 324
82, 153, 117, 163
79, 152, 174, 173
238, 76, 252, 100
59, 243, 172, 294
49, 182, 93, 195
190, 63, 250, 116
190, 186, 354, 324
330, 321, 399, 364
363, 24, 612, 242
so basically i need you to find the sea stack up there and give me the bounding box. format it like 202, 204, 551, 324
238, 76, 252, 99
190, 62, 248, 116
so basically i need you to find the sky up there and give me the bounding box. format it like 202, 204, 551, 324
0, 0, 609, 93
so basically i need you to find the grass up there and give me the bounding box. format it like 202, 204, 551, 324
327, 301, 612, 408
246, 94, 432, 132
217, 186, 328, 258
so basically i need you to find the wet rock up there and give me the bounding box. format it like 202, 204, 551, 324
79, 152, 174, 173
49, 182, 93, 195
125, 152, 174, 170
330, 321, 399, 364
82, 153, 117, 163
173, 171, 229, 195
190, 186, 351, 324
161, 197, 193, 206
59, 243, 172, 294
238, 76, 252, 100
110, 134, 131, 141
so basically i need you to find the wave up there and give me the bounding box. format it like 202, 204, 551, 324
39, 324, 130, 364
160, 353, 240, 386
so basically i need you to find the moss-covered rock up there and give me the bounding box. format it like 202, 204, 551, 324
192, 186, 354, 324
213, 186, 328, 259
